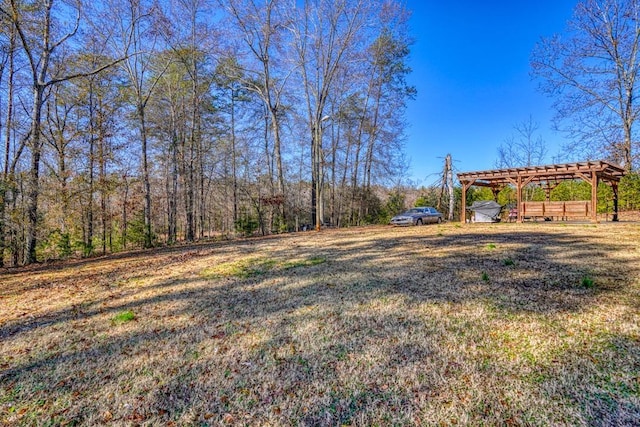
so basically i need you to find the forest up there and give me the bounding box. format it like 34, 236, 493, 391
0, 0, 417, 265
3, 0, 640, 267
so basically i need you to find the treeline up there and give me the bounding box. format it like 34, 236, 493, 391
0, 0, 416, 265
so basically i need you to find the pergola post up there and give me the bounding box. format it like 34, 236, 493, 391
516, 175, 523, 223
460, 180, 474, 223
591, 171, 598, 222
612, 183, 619, 222
461, 181, 466, 223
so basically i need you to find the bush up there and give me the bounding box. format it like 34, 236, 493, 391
37, 229, 73, 261
127, 212, 157, 248
235, 211, 259, 236
385, 191, 405, 216
620, 173, 640, 210
415, 195, 435, 207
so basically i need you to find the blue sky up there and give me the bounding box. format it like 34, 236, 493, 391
403, 0, 578, 185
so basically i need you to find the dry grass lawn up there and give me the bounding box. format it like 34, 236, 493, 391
1, 222, 640, 426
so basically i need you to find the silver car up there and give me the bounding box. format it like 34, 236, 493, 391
390, 206, 443, 226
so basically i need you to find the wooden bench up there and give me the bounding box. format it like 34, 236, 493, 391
520, 201, 590, 221
563, 201, 590, 218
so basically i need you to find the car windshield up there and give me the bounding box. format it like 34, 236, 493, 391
407, 209, 422, 214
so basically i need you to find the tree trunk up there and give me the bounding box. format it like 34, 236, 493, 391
58, 141, 69, 235
25, 86, 45, 264
86, 86, 95, 257
263, 110, 274, 232
98, 109, 108, 255
623, 121, 633, 172
350, 138, 362, 225
0, 28, 15, 268
138, 104, 153, 248
0, 179, 5, 268
184, 152, 195, 242
198, 141, 205, 239
362, 81, 383, 218
231, 89, 238, 224
122, 173, 129, 250
11, 182, 21, 266
447, 154, 454, 221
311, 126, 318, 228
269, 107, 286, 222
329, 119, 339, 227
337, 129, 353, 228
168, 107, 178, 245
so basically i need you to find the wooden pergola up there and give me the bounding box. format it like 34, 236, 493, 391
457, 161, 626, 223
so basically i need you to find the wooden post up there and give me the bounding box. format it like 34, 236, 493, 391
612, 182, 619, 222
460, 179, 475, 224
591, 171, 598, 222
516, 175, 523, 223
461, 181, 467, 224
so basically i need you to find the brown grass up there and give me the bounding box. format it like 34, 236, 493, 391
1, 222, 640, 426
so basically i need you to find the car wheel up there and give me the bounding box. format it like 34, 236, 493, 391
437, 217, 442, 224
416, 219, 422, 225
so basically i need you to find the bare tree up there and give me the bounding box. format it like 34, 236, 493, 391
214, 56, 253, 228
531, 0, 640, 171
292, 1, 413, 227
42, 83, 79, 242
220, 0, 290, 225
1, 0, 125, 264
149, 55, 186, 245
360, 22, 415, 220
291, 0, 371, 230
496, 116, 548, 168
0, 19, 17, 266
107, 0, 170, 248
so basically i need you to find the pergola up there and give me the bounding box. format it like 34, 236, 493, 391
457, 161, 626, 223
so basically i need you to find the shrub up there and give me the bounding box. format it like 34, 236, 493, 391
385, 191, 405, 218
127, 212, 157, 248
37, 229, 73, 261
234, 211, 259, 236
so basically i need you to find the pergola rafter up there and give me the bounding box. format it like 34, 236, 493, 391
457, 161, 626, 223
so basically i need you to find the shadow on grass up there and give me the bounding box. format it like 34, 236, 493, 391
1, 226, 639, 425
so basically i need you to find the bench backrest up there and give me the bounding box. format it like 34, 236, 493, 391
521, 201, 590, 218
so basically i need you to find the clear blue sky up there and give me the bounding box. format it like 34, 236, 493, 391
404, 0, 578, 186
